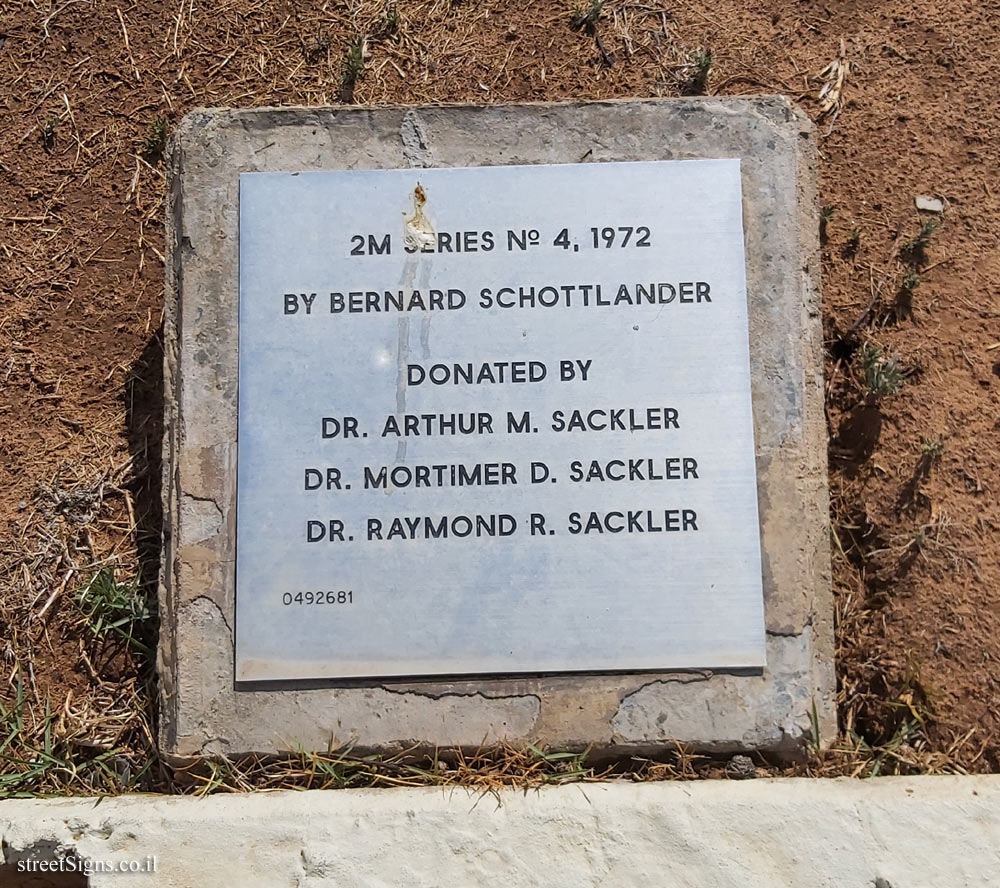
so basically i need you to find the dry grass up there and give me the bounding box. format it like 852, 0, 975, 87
0, 464, 157, 797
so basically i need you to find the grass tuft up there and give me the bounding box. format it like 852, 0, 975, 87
41, 114, 58, 151
902, 219, 940, 266
920, 437, 944, 459
900, 269, 921, 292
844, 227, 861, 256
819, 204, 834, 243
0, 675, 151, 799
142, 117, 168, 161
339, 39, 366, 103
76, 568, 155, 655
166, 742, 611, 798
684, 47, 712, 95
860, 342, 903, 398
378, 1, 400, 38
570, 0, 604, 32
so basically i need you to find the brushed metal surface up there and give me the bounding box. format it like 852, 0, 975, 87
235, 160, 764, 681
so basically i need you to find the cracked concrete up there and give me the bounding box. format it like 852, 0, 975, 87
400, 108, 433, 168
178, 494, 223, 543
161, 99, 833, 758
612, 635, 817, 753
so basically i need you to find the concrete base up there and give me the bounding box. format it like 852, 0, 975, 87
162, 98, 832, 757
3, 778, 999, 887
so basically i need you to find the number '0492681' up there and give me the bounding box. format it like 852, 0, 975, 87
282, 590, 354, 606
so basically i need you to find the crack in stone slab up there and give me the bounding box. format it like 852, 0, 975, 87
400, 109, 432, 168
379, 685, 542, 705
184, 594, 233, 637
765, 627, 807, 638
617, 673, 714, 704
179, 491, 223, 542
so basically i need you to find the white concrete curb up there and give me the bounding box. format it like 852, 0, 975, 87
2, 777, 998, 887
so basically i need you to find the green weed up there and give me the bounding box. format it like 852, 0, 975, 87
570, 0, 604, 31
920, 437, 944, 459
902, 219, 939, 266
76, 568, 154, 655
685, 47, 712, 94
41, 114, 58, 151
339, 39, 365, 102
142, 117, 168, 160
860, 343, 903, 398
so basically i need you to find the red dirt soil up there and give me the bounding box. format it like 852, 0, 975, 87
1, 0, 998, 773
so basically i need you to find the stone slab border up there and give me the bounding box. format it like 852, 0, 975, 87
161, 98, 833, 758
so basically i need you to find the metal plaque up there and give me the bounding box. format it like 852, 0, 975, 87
235, 159, 764, 682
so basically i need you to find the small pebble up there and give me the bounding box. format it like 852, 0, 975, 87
915, 194, 944, 213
